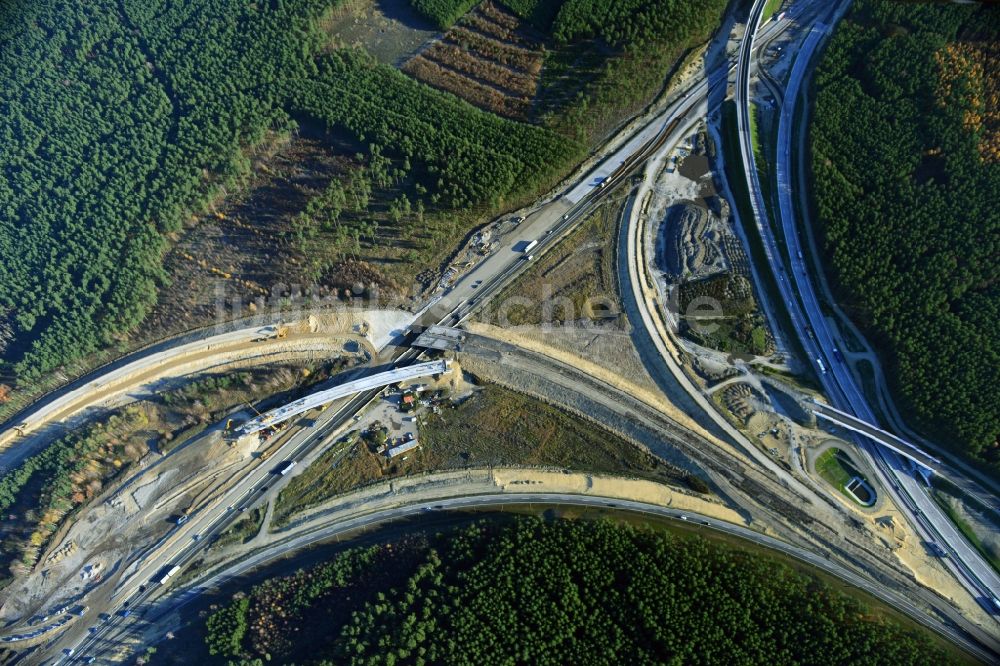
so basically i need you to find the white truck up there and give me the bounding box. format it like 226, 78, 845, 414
157, 565, 181, 585
523, 239, 538, 253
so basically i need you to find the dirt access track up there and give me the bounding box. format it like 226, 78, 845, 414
151, 470, 998, 665
0, 309, 412, 471
217, 468, 746, 569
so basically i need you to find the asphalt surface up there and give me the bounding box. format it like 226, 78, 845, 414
788, 73, 1000, 514
37, 49, 726, 663
144, 495, 999, 664
235, 359, 447, 436
18, 4, 998, 662
615, 6, 828, 505
0, 325, 289, 473
40, 390, 375, 663
739, 0, 1000, 617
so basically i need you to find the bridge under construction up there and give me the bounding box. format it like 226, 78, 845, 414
234, 360, 450, 437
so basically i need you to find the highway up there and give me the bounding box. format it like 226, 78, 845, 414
614, 2, 838, 507
24, 4, 997, 661
7, 40, 722, 658
0, 321, 376, 474
43, 55, 721, 663
37, 19, 794, 660
620, 122, 827, 503
127, 495, 1000, 664
39, 8, 922, 661
738, 0, 1000, 616
48, 385, 381, 663
0, 0, 787, 479
234, 359, 448, 436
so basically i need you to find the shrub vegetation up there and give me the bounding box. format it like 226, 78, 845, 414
407, 0, 730, 142
0, 0, 327, 380
539, 0, 730, 142
1, 0, 730, 408
410, 0, 480, 29
0, 364, 328, 582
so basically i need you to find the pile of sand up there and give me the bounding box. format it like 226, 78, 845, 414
492, 469, 745, 525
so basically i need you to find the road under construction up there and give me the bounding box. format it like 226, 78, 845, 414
737, 0, 1000, 613
5, 3, 999, 663
232, 360, 449, 437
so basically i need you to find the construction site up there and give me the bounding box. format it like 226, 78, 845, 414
1, 1, 998, 663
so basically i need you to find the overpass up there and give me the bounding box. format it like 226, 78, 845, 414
739, 0, 1000, 612
233, 360, 449, 437
810, 401, 941, 473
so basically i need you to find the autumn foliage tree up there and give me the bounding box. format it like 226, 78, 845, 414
201, 518, 945, 665
810, 0, 1000, 471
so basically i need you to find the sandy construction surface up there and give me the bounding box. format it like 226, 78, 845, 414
492, 469, 745, 525
0, 309, 411, 468
465, 321, 730, 452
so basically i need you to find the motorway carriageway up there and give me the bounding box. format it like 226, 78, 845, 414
49, 65, 709, 662
33, 11, 856, 663
140, 496, 999, 664
739, 0, 1000, 615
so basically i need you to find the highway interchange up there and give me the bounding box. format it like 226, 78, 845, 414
737, 0, 1000, 614
4, 1, 998, 663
